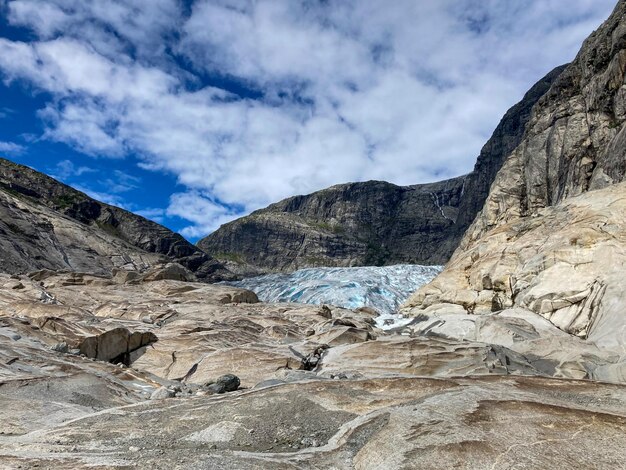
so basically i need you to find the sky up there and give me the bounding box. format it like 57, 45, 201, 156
0, 0, 618, 241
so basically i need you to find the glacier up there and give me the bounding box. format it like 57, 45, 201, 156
225, 264, 442, 329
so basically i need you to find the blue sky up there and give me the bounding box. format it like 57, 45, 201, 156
0, 0, 617, 241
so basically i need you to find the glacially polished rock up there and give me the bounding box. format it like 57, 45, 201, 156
1, 375, 625, 469
403, 0, 626, 384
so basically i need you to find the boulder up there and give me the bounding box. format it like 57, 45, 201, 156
150, 387, 176, 400
141, 263, 196, 282
205, 374, 241, 394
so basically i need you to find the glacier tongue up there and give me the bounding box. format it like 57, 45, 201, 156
225, 264, 442, 328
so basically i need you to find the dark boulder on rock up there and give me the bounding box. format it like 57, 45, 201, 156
206, 374, 241, 394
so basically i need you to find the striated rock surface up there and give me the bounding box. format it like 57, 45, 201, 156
0, 158, 230, 281
0, 272, 379, 390
1, 375, 625, 469
199, 66, 565, 275
404, 183, 626, 343
0, 187, 162, 277
1, 272, 625, 468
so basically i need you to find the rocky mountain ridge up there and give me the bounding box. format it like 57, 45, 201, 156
0, 158, 231, 281
200, 176, 467, 274
199, 64, 566, 275
402, 0, 626, 379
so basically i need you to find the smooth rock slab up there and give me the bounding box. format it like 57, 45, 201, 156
1, 376, 624, 469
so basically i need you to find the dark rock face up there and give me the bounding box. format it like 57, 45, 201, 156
200, 177, 467, 274
199, 66, 566, 274
0, 158, 230, 281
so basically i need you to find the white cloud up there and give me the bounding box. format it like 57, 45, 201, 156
7, 0, 182, 59
166, 191, 242, 238
51, 159, 96, 180
7, 0, 70, 38
135, 207, 166, 224
0, 107, 15, 119
72, 184, 126, 208
0, 0, 618, 237
0, 140, 25, 155
0, 37, 175, 101
100, 170, 141, 194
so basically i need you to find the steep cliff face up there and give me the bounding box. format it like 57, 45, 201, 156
199, 66, 565, 275
403, 1, 626, 363
452, 64, 568, 236
0, 158, 230, 281
200, 177, 467, 274
469, 2, 626, 235
0, 188, 161, 276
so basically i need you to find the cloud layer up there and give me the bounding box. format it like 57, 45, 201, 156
0, 140, 24, 154
0, 0, 617, 236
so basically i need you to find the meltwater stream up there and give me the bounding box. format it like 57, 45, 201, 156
226, 264, 442, 329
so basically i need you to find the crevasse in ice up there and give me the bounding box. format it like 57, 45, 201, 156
225, 264, 442, 329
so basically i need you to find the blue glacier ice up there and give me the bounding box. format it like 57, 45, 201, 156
225, 264, 442, 328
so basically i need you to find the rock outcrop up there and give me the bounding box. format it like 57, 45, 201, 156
199, 66, 566, 275
404, 183, 626, 343
403, 0, 626, 379
0, 158, 231, 281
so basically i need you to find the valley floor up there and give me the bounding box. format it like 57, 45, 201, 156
1, 270, 624, 468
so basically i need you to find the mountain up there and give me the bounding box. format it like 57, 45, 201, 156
200, 177, 467, 274
0, 158, 231, 281
2, 3, 626, 468
402, 0, 626, 371
199, 65, 566, 275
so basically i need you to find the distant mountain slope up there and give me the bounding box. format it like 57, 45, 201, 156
199, 65, 566, 275
201, 177, 467, 274
0, 158, 230, 281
